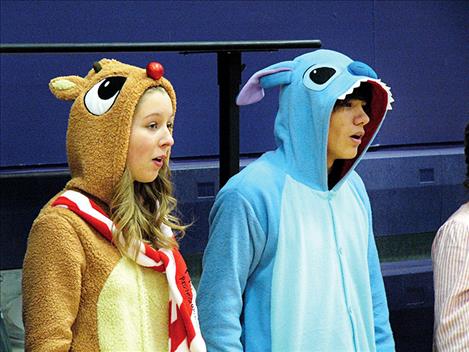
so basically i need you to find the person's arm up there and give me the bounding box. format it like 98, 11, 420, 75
367, 227, 395, 351
349, 172, 395, 351
22, 211, 85, 352
432, 218, 469, 351
196, 190, 266, 352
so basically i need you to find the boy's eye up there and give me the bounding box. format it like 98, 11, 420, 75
148, 122, 158, 129
167, 122, 174, 130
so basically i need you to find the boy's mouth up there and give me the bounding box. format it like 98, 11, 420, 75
350, 132, 364, 143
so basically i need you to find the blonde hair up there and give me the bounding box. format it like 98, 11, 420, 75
110, 87, 186, 257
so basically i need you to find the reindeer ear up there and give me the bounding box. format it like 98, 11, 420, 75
49, 75, 86, 101
236, 61, 295, 106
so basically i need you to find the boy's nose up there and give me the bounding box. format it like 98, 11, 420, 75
356, 107, 370, 126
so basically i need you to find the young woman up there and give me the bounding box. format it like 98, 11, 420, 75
22, 59, 205, 352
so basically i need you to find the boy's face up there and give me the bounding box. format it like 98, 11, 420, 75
327, 98, 370, 171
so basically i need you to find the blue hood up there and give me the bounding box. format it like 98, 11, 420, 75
237, 49, 393, 191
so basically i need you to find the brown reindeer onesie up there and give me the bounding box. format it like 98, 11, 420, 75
23, 59, 178, 351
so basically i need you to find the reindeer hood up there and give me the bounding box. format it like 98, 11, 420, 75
49, 59, 176, 205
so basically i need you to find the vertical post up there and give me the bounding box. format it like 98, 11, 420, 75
217, 51, 242, 188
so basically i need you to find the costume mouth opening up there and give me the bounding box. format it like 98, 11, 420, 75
334, 79, 394, 183
337, 79, 393, 143
337, 79, 393, 112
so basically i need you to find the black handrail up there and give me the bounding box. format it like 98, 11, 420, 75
0, 40, 321, 53
0, 40, 322, 186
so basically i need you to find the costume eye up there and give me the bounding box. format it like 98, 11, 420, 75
303, 65, 339, 91
309, 67, 336, 84
84, 76, 127, 115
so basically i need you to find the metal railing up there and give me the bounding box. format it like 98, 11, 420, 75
1, 40, 322, 186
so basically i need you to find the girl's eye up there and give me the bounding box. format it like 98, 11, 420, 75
167, 122, 174, 130
148, 123, 158, 129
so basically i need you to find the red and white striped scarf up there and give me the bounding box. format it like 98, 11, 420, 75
52, 190, 206, 352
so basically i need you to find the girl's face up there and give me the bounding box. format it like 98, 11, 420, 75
127, 89, 174, 183
327, 98, 370, 171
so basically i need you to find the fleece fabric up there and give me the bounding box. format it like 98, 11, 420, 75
197, 49, 395, 351
51, 190, 205, 352
22, 59, 177, 351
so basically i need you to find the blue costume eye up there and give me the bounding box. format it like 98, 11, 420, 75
84, 76, 127, 116
310, 67, 336, 84
303, 65, 339, 91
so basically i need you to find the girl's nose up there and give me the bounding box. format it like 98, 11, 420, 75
160, 128, 174, 148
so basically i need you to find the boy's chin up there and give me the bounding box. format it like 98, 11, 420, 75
341, 151, 359, 160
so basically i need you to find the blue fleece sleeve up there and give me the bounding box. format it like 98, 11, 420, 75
367, 227, 395, 351
196, 189, 266, 352
349, 172, 395, 351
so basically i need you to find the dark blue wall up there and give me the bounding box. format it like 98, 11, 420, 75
1, 0, 468, 168
1, 3, 467, 350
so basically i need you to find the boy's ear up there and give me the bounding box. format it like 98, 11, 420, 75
236, 61, 295, 106
49, 75, 86, 101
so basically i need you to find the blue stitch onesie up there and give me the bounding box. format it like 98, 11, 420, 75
197, 49, 395, 352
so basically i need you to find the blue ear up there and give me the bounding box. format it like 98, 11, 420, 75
236, 61, 295, 106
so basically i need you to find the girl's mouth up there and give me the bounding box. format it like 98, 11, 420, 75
152, 157, 163, 167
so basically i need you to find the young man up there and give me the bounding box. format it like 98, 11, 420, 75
197, 49, 395, 351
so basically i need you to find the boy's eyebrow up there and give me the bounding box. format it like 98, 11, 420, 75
346, 97, 367, 103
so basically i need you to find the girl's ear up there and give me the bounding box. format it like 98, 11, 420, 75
49, 75, 86, 101
236, 61, 296, 106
